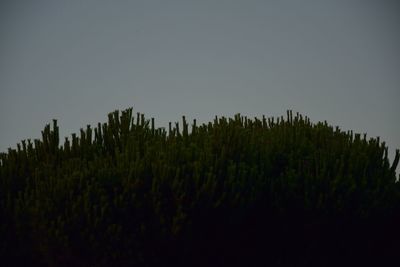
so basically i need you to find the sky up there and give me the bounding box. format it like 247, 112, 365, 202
1, 0, 399, 172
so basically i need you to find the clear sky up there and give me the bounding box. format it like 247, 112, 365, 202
1, 0, 399, 172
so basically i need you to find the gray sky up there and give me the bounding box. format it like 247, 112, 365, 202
1, 0, 399, 172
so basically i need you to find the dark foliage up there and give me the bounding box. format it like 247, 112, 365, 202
1, 109, 399, 266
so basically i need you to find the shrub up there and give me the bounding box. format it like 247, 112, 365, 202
1, 109, 399, 266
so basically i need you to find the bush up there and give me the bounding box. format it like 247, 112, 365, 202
1, 109, 399, 266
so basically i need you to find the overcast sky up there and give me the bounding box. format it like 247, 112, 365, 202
1, 0, 399, 172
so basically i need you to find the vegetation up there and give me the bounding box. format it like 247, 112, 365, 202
1, 108, 399, 266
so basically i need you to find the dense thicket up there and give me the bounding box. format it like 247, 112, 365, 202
1, 109, 399, 266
